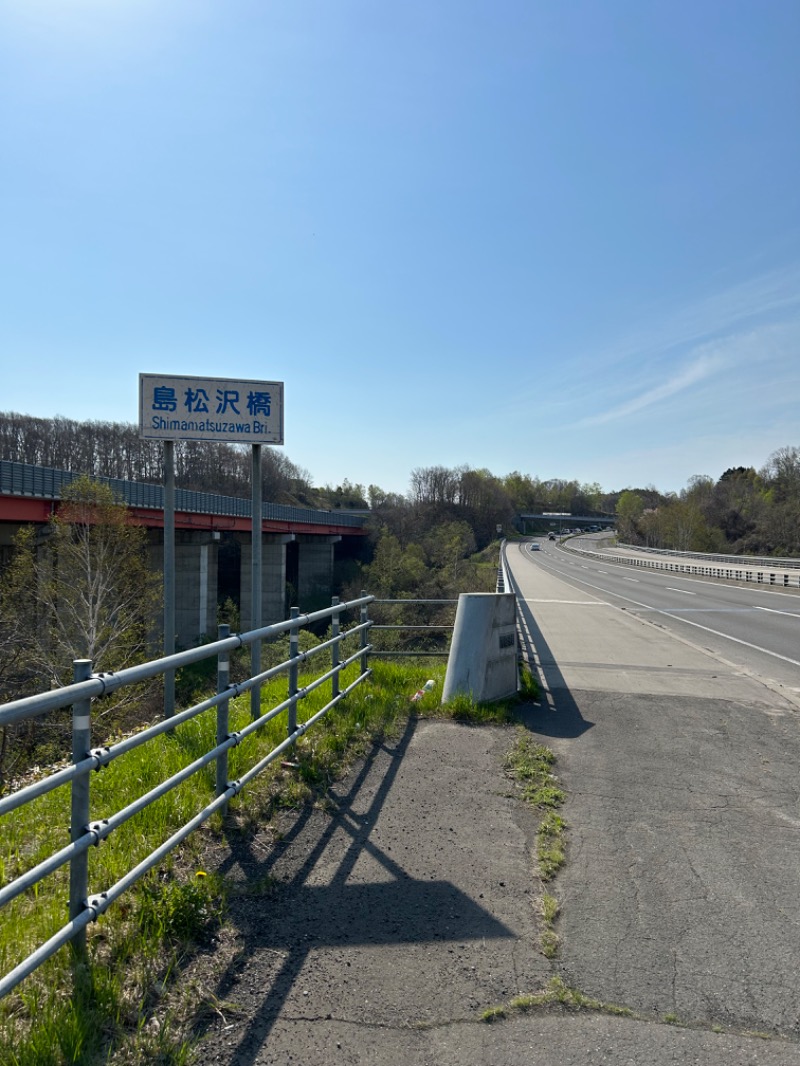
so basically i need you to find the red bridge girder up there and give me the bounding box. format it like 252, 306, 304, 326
0, 494, 366, 538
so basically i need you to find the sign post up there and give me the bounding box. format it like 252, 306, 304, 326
139, 375, 284, 720
251, 443, 262, 720
164, 441, 176, 717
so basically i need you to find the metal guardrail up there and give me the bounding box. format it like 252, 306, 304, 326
616, 541, 800, 570
496, 541, 510, 592
498, 543, 529, 675
0, 460, 366, 529
0, 594, 374, 1000
369, 599, 458, 657
370, 546, 512, 660
569, 543, 800, 588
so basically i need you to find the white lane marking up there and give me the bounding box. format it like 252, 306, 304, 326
522, 599, 608, 605
562, 549, 800, 599
647, 614, 800, 668
512, 559, 800, 670
754, 605, 800, 618
597, 570, 608, 574
659, 608, 760, 613
665, 587, 696, 595
623, 577, 639, 582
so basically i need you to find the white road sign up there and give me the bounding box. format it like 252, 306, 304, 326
139, 374, 284, 444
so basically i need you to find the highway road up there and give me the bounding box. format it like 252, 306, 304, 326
500, 536, 800, 1042
506, 536, 800, 707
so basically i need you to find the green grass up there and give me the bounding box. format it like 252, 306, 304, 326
517, 666, 539, 700
502, 733, 567, 956
503, 734, 567, 883
540, 929, 559, 959
480, 1005, 508, 1023
541, 891, 559, 925
540, 891, 560, 957
483, 976, 635, 1022
0, 654, 522, 1065
537, 811, 567, 880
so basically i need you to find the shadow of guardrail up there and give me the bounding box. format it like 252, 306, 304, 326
191, 715, 515, 1062
502, 548, 594, 742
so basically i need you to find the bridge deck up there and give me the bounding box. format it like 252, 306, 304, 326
0, 460, 366, 537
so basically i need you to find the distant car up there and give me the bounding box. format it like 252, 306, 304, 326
548, 533, 556, 541
530, 541, 541, 550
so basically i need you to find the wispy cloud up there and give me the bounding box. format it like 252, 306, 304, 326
577, 350, 725, 426
585, 262, 800, 372
537, 261, 800, 422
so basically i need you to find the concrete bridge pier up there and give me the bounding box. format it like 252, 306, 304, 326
160, 530, 341, 645
240, 533, 290, 632
151, 530, 221, 648
296, 534, 341, 612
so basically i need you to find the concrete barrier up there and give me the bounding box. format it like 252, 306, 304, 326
442, 593, 518, 704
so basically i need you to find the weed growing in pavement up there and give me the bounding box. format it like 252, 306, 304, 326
503, 733, 567, 959
486, 979, 790, 1042
503, 737, 565, 809
503, 734, 567, 881
480, 1004, 508, 1023
537, 811, 567, 881
540, 891, 560, 958
517, 666, 539, 700
540, 929, 559, 959
541, 891, 559, 925
483, 976, 634, 1023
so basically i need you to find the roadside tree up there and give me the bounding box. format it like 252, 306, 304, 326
615, 490, 646, 542
0, 476, 162, 782
1, 476, 161, 690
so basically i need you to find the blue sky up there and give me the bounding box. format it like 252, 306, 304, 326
1, 0, 799, 497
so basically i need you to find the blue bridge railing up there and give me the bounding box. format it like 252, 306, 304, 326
0, 460, 366, 528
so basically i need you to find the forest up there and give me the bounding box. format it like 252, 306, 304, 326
0, 410, 317, 504
615, 450, 800, 557
2, 411, 800, 572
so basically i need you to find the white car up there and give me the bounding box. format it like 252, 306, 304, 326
530, 541, 541, 551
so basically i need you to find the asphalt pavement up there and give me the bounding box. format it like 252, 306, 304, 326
190, 542, 800, 1064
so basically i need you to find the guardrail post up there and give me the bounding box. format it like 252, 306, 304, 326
360, 590, 369, 674
216, 624, 231, 814
69, 659, 93, 960
331, 596, 341, 699
288, 606, 299, 737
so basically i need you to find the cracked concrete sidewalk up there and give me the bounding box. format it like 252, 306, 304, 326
190, 716, 555, 1064
190, 553, 800, 1065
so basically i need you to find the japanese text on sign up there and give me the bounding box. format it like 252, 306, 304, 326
139, 375, 284, 444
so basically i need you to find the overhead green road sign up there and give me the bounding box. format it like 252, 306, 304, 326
139, 374, 284, 444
